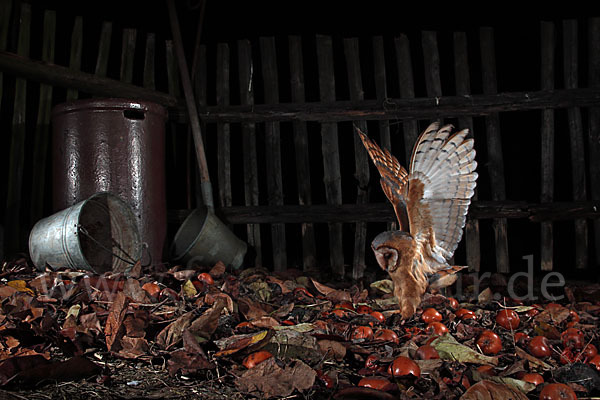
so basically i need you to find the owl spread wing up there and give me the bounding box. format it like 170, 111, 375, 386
356, 128, 410, 231
407, 122, 478, 263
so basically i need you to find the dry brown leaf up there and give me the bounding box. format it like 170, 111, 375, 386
460, 380, 528, 400
123, 278, 151, 303
188, 297, 227, 340
235, 357, 316, 398
209, 261, 226, 278
238, 297, 269, 320
104, 291, 130, 352
167, 349, 215, 377
118, 336, 149, 359
156, 312, 195, 350
173, 270, 197, 281
250, 316, 280, 329
317, 339, 346, 361
311, 279, 351, 303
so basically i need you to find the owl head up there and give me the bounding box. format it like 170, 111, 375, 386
371, 231, 414, 273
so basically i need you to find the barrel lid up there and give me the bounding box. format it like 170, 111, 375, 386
52, 98, 167, 118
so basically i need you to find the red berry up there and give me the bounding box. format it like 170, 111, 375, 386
476, 330, 502, 355
388, 356, 421, 378
415, 344, 440, 360
242, 350, 273, 369
373, 328, 399, 344
351, 326, 374, 341
521, 373, 544, 386
426, 322, 449, 336
357, 376, 394, 391
495, 309, 520, 330
561, 327, 585, 350
539, 383, 577, 400
528, 336, 552, 358
421, 308, 443, 324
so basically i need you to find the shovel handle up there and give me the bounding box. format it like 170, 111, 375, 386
166, 0, 214, 210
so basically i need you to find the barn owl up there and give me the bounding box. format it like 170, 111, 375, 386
357, 122, 477, 319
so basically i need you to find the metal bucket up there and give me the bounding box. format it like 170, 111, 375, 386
171, 207, 247, 269
52, 98, 167, 266
29, 192, 142, 273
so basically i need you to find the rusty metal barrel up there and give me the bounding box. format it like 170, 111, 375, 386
52, 99, 167, 267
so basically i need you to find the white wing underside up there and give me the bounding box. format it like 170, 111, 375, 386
409, 123, 478, 264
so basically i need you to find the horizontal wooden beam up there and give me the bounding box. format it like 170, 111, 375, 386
3, 50, 600, 125
168, 201, 600, 224
197, 88, 600, 123
0, 51, 186, 118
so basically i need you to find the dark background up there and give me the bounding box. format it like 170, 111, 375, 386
2, 0, 599, 279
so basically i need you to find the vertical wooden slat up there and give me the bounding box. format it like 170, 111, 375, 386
563, 20, 588, 270
30, 10, 56, 225
143, 33, 156, 89
480, 27, 510, 273
453, 31, 481, 272
317, 35, 344, 278
5, 2, 30, 255
422, 30, 443, 125
540, 22, 555, 271
343, 38, 369, 280
0, 0, 12, 112
216, 43, 232, 208
94, 22, 112, 77
120, 28, 137, 83
66, 16, 83, 101
589, 18, 600, 266
373, 36, 396, 232
260, 37, 287, 271
395, 34, 419, 163
289, 36, 317, 271
165, 42, 180, 157
238, 39, 262, 267
373, 37, 391, 151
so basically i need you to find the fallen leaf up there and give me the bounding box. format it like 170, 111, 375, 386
7, 280, 34, 296
250, 316, 280, 329
118, 337, 149, 359
214, 330, 270, 357
477, 287, 494, 304
209, 261, 226, 278
156, 312, 195, 350
431, 334, 498, 365
460, 380, 528, 400
317, 339, 346, 361
182, 280, 197, 298
514, 347, 552, 370
167, 349, 215, 377
238, 297, 269, 320
472, 369, 535, 393
123, 278, 151, 303
188, 297, 227, 339
127, 260, 142, 279
104, 292, 130, 352
271, 303, 295, 320
369, 279, 394, 294
311, 279, 352, 303
248, 281, 272, 302
235, 357, 316, 398
173, 270, 197, 281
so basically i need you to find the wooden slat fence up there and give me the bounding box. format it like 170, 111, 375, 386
1, 0, 599, 279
